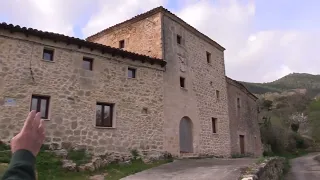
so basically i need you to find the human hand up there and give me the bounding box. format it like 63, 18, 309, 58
11, 110, 46, 157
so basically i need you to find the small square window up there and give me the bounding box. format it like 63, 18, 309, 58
82, 57, 93, 71
177, 35, 182, 45
212, 118, 217, 133
128, 68, 136, 78
206, 52, 211, 63
119, 40, 125, 49
180, 77, 185, 88
43, 48, 54, 61
30, 95, 50, 119
96, 103, 114, 127
216, 90, 220, 101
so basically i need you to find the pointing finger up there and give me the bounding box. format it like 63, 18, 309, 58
33, 112, 41, 131
22, 110, 36, 131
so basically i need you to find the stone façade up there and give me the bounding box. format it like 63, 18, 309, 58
0, 6, 262, 158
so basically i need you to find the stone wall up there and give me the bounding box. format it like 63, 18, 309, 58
0, 30, 165, 157
227, 78, 262, 156
240, 157, 286, 180
162, 13, 231, 157
87, 12, 163, 59
227, 78, 263, 157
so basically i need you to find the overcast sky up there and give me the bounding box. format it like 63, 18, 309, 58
1, 0, 319, 83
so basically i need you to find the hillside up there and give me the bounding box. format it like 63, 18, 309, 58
241, 73, 320, 96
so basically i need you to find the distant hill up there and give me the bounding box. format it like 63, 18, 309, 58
240, 73, 320, 97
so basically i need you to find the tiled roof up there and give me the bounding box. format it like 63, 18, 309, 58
86, 6, 225, 51
0, 22, 166, 67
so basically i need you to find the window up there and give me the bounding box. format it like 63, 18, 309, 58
177, 35, 182, 44
237, 98, 241, 108
119, 40, 125, 49
96, 103, 114, 127
128, 68, 136, 78
216, 90, 220, 101
180, 77, 185, 88
43, 48, 54, 61
206, 52, 211, 63
30, 95, 50, 119
82, 57, 93, 71
212, 118, 217, 133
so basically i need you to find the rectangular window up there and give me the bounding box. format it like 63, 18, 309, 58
237, 98, 241, 108
216, 90, 220, 101
43, 48, 54, 61
206, 52, 211, 63
212, 118, 217, 133
180, 77, 185, 88
119, 40, 125, 49
96, 103, 114, 127
177, 35, 182, 44
128, 68, 136, 78
82, 57, 93, 71
30, 95, 50, 119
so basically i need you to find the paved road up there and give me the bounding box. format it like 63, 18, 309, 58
285, 153, 320, 180
121, 158, 255, 180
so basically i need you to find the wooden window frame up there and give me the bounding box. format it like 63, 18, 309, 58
96, 103, 114, 128
119, 40, 125, 49
177, 35, 182, 45
206, 51, 211, 64
42, 48, 54, 61
128, 67, 136, 78
212, 118, 217, 133
30, 95, 50, 119
82, 57, 93, 71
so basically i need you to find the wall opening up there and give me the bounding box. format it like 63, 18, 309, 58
179, 116, 193, 153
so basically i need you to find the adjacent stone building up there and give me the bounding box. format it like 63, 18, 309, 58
0, 6, 262, 158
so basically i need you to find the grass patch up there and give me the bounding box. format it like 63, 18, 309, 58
0, 143, 10, 151
104, 159, 170, 180
67, 149, 92, 166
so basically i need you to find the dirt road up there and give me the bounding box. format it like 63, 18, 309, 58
121, 158, 255, 180
285, 153, 320, 180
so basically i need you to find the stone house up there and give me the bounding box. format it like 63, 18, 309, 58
0, 6, 262, 158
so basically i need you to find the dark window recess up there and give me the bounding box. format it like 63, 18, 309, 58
212, 118, 217, 133
30, 95, 50, 119
206, 52, 211, 63
237, 98, 241, 108
216, 90, 220, 100
177, 35, 182, 44
82, 57, 93, 70
43, 49, 54, 61
119, 40, 125, 49
180, 77, 185, 88
96, 103, 114, 127
128, 68, 136, 78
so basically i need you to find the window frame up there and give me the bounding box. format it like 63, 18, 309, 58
30, 95, 50, 119
82, 57, 93, 71
42, 48, 54, 61
177, 35, 182, 45
180, 76, 186, 88
119, 40, 125, 49
212, 118, 217, 133
206, 51, 211, 64
127, 67, 136, 78
96, 102, 114, 128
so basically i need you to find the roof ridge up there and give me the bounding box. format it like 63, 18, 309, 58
0, 22, 166, 67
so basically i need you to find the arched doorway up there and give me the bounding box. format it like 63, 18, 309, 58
179, 117, 193, 153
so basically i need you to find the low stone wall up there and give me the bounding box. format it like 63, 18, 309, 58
240, 157, 286, 180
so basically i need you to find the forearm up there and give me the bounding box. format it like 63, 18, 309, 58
1, 150, 36, 180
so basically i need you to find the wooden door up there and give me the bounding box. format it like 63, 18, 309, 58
240, 135, 245, 154
179, 117, 193, 153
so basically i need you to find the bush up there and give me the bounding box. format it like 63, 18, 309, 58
130, 149, 139, 160
67, 149, 91, 165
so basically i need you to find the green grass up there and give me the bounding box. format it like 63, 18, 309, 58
67, 149, 92, 166
0, 149, 171, 180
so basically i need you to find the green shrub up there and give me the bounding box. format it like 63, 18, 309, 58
0, 151, 11, 163
130, 149, 139, 160
0, 142, 10, 151
67, 149, 91, 166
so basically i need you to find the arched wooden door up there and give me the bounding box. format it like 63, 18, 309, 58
179, 117, 193, 153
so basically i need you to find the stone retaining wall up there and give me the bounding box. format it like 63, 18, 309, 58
240, 157, 286, 180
